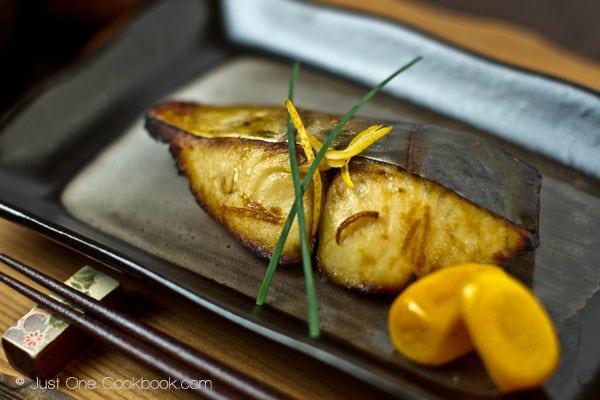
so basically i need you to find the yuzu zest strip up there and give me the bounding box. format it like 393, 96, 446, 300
285, 99, 323, 237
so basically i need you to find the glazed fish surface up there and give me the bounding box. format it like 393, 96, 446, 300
145, 102, 541, 293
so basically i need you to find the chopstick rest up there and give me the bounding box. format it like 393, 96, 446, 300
2, 265, 123, 381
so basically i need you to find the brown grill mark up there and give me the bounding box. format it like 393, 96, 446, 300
221, 200, 283, 225
401, 218, 421, 253
400, 205, 432, 275
415, 206, 431, 274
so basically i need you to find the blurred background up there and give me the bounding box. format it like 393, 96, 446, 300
1, 0, 599, 118
0, 0, 145, 116
417, 0, 600, 59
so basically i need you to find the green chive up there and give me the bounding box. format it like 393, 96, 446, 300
281, 62, 320, 337
256, 56, 423, 338
256, 62, 301, 305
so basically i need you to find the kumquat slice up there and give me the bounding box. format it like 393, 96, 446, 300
460, 268, 560, 393
387, 263, 496, 365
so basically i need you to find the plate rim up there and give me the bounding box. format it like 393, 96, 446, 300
1, 0, 599, 399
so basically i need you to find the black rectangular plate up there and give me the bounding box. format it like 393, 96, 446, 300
1, 1, 599, 399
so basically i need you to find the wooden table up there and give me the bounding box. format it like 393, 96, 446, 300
0, 1, 598, 399
0, 218, 378, 400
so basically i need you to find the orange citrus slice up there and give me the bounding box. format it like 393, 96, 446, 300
460, 268, 560, 393
387, 263, 496, 365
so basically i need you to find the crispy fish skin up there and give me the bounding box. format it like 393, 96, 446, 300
358, 123, 541, 238
146, 102, 540, 292
147, 102, 375, 144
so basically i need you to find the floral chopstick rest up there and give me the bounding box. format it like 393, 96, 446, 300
2, 266, 123, 381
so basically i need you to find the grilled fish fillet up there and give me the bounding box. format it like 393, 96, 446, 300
145, 102, 540, 292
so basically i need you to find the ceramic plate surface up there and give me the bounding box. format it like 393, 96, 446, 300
1, 1, 599, 399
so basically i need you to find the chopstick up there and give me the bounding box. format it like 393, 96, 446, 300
0, 254, 288, 400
